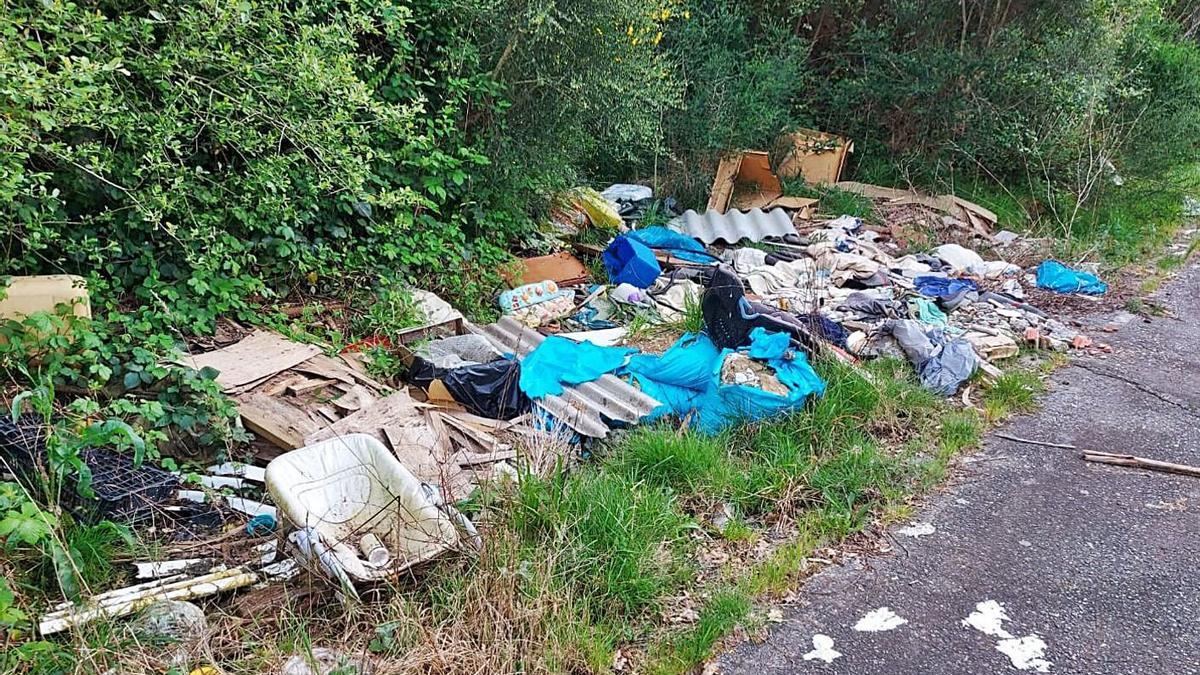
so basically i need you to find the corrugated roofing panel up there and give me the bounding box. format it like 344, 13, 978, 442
468, 317, 661, 438
669, 208, 795, 244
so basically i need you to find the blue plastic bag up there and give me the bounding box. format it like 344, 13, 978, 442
603, 235, 661, 288
1036, 260, 1107, 295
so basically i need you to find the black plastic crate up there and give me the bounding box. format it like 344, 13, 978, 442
0, 417, 179, 524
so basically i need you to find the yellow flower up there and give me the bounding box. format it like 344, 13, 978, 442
627, 24, 633, 36
683, 10, 691, 19
653, 31, 663, 45
661, 8, 670, 20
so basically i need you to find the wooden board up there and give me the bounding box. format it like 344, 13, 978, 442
295, 353, 387, 392
507, 252, 591, 287
236, 392, 322, 450
177, 331, 322, 391
305, 390, 421, 444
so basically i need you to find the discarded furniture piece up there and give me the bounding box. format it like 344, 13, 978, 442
469, 316, 661, 438
708, 128, 850, 212
0, 274, 92, 320
266, 434, 469, 595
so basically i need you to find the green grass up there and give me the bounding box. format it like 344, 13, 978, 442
11, 352, 1045, 674
983, 370, 1044, 420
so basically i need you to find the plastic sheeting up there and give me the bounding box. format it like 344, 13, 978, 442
627, 226, 713, 264
625, 329, 825, 434
888, 320, 979, 396
518, 335, 635, 398
1036, 260, 1108, 295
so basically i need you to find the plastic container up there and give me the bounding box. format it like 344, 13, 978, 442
265, 434, 460, 583
0, 275, 91, 319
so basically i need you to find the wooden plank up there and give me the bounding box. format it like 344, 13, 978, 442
263, 374, 308, 397
330, 383, 377, 413
176, 331, 322, 391
235, 392, 321, 450
706, 154, 743, 213
295, 353, 387, 393
305, 390, 419, 444
452, 448, 517, 467
285, 378, 338, 395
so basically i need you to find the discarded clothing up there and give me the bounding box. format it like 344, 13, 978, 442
838, 291, 899, 319
913, 276, 979, 299
793, 314, 850, 349
648, 277, 703, 322
625, 330, 825, 434
744, 258, 817, 297
603, 235, 661, 288
627, 226, 712, 264
518, 335, 635, 398
1036, 260, 1108, 295
909, 297, 949, 327
722, 247, 768, 275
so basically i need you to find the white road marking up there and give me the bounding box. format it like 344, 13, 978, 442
853, 607, 907, 632
802, 634, 842, 663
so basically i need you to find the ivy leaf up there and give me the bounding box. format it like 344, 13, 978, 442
0, 502, 57, 547
123, 372, 141, 390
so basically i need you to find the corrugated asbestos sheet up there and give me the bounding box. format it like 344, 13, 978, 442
669, 208, 795, 244
469, 317, 661, 438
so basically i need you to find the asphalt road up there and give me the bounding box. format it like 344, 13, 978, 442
719, 258, 1200, 675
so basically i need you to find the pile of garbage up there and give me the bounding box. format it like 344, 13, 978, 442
0, 129, 1115, 641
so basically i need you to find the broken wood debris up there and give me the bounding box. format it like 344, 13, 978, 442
1081, 450, 1200, 479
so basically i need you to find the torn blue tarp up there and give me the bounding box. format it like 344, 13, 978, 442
603, 235, 661, 288
1036, 260, 1107, 295
624, 328, 825, 434
518, 336, 635, 398
626, 226, 714, 264
913, 276, 979, 299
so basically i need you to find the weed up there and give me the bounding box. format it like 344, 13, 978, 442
646, 589, 751, 674
939, 411, 983, 454
983, 370, 1044, 420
